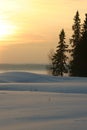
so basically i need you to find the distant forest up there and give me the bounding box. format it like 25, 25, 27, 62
49, 11, 87, 77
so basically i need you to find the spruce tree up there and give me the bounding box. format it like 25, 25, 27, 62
70, 11, 81, 76
73, 13, 87, 77
51, 29, 68, 76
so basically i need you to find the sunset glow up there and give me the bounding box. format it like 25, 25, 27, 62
0, 19, 16, 40
0, 0, 87, 64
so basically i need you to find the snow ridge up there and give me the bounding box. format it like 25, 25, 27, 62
0, 71, 87, 94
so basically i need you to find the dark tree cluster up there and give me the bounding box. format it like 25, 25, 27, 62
49, 11, 87, 77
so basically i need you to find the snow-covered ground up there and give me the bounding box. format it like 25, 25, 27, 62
0, 71, 87, 130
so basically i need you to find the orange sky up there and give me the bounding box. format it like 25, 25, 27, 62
0, 0, 87, 64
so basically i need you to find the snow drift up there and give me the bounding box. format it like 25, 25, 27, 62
0, 71, 87, 94
0, 71, 87, 83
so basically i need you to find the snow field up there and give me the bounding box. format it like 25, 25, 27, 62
0, 71, 87, 130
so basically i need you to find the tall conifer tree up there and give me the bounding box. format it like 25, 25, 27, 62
70, 11, 81, 76
73, 13, 87, 76
51, 29, 68, 76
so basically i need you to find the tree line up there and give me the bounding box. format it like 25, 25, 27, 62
49, 11, 87, 77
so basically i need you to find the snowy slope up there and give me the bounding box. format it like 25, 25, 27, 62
0, 71, 87, 94
0, 71, 87, 83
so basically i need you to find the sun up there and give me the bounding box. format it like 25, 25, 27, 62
0, 19, 16, 40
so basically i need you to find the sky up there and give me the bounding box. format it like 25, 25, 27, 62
0, 0, 87, 64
